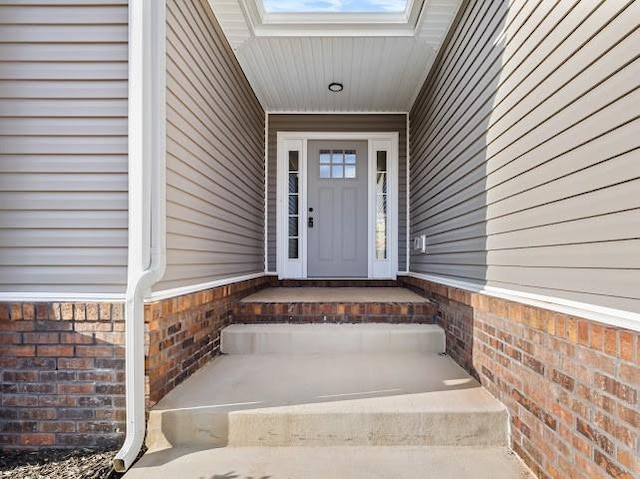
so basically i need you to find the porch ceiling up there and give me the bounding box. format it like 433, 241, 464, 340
208, 0, 462, 112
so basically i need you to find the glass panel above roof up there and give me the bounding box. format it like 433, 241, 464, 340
263, 0, 409, 13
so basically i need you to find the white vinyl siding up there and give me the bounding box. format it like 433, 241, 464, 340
0, 0, 128, 294
154, 0, 265, 292
409, 0, 640, 313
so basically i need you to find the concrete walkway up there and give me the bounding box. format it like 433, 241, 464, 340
125, 446, 532, 478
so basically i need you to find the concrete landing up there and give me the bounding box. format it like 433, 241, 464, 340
146, 353, 507, 450
221, 323, 445, 354
125, 446, 532, 479
240, 287, 429, 303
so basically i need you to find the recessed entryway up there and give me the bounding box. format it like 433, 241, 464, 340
277, 132, 399, 280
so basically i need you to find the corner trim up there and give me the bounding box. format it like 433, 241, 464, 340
264, 112, 269, 273
405, 113, 410, 272
405, 272, 640, 333
145, 273, 267, 302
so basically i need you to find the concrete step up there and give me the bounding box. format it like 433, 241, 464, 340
146, 353, 508, 450
125, 446, 533, 479
221, 323, 446, 355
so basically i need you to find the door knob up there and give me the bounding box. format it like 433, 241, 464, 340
308, 217, 314, 228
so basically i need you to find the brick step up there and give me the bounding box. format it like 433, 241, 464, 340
221, 323, 446, 354
232, 287, 437, 323
146, 353, 508, 450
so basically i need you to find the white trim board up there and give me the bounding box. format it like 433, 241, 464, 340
267, 111, 410, 115
406, 272, 640, 333
276, 131, 399, 280
146, 272, 267, 303
0, 293, 126, 303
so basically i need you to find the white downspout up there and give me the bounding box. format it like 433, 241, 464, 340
113, 0, 166, 472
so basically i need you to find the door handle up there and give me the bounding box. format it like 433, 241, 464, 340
308, 217, 314, 228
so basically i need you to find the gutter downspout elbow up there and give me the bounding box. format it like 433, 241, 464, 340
113, 0, 166, 472
113, 260, 165, 472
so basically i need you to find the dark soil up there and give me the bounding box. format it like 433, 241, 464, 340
0, 449, 123, 479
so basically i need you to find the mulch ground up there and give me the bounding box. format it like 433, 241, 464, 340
0, 449, 123, 479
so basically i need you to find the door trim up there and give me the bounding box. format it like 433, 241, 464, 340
276, 131, 399, 279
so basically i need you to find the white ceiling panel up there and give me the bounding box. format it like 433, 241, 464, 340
209, 0, 461, 112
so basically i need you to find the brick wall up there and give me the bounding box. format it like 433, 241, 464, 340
144, 276, 272, 405
401, 276, 640, 479
0, 302, 125, 449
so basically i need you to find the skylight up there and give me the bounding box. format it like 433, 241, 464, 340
263, 0, 409, 13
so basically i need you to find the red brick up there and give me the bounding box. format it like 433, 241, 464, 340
22, 332, 59, 344
576, 418, 615, 455
618, 331, 634, 362
552, 369, 575, 391
589, 323, 604, 351
575, 347, 615, 374
20, 433, 55, 446
0, 303, 9, 320
563, 317, 579, 344
36, 345, 74, 357
35, 303, 49, 320
0, 345, 35, 357
4, 396, 40, 409
578, 320, 589, 346
75, 345, 114, 358
18, 408, 56, 421
604, 328, 617, 356
39, 421, 76, 433
60, 303, 74, 320
73, 304, 86, 320
11, 304, 22, 320
0, 332, 21, 344
617, 448, 640, 473
617, 404, 640, 428
594, 449, 634, 479
575, 452, 608, 479
23, 304, 35, 320
0, 320, 34, 332
57, 383, 94, 395
99, 303, 112, 320
57, 357, 94, 370
618, 363, 640, 388
594, 412, 636, 448
60, 332, 94, 344
86, 303, 99, 320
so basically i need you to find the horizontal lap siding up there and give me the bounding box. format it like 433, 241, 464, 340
0, 1, 128, 294
409, 0, 640, 313
154, 0, 265, 292
267, 114, 407, 272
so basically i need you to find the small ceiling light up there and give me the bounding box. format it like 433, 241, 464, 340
328, 82, 344, 93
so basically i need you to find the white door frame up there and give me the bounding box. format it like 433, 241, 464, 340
276, 131, 399, 279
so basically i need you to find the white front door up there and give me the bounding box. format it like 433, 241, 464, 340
277, 132, 398, 280
307, 140, 368, 278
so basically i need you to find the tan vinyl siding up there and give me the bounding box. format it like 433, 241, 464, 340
0, 1, 128, 294
267, 114, 407, 272
409, 0, 640, 313
155, 0, 265, 292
